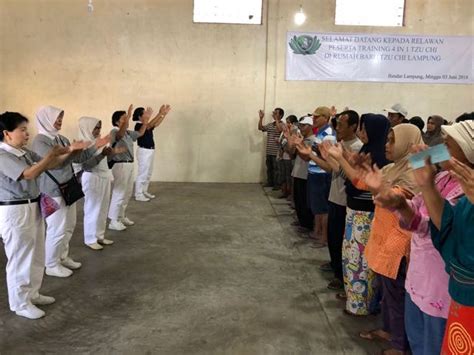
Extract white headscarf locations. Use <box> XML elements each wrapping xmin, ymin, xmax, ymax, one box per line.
<box><xmin>78</xmin><ymin>116</ymin><xmax>100</xmax><ymax>142</ymax></box>
<box><xmin>36</xmin><ymin>105</ymin><xmax>63</xmax><ymax>139</ymax></box>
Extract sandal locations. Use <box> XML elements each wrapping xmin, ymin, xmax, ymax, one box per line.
<box><xmin>359</xmin><ymin>329</ymin><xmax>391</xmax><ymax>342</ymax></box>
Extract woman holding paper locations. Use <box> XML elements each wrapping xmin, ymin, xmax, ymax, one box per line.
<box><xmin>374</xmin><ymin>122</ymin><xmax>473</xmax><ymax>355</ymax></box>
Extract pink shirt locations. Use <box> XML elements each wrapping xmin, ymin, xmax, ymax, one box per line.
<box><xmin>398</xmin><ymin>172</ymin><xmax>464</xmax><ymax>319</ymax></box>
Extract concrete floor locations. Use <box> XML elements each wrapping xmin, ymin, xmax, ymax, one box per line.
<box><xmin>0</xmin><ymin>183</ymin><xmax>386</xmax><ymax>354</ymax></box>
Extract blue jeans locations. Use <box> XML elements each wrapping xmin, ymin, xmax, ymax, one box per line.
<box><xmin>405</xmin><ymin>292</ymin><xmax>447</xmax><ymax>355</ymax></box>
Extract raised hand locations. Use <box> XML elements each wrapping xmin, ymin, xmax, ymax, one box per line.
<box><xmin>330</xmin><ymin>105</ymin><xmax>337</xmax><ymax>117</ymax></box>
<box><xmin>449</xmin><ymin>158</ymin><xmax>474</xmax><ymax>203</ymax></box>
<box><xmin>362</xmin><ymin>163</ymin><xmax>385</xmax><ymax>193</ymax></box>
<box><xmin>95</xmin><ymin>134</ymin><xmax>110</xmax><ymax>149</ymax></box>
<box><xmin>258</xmin><ymin>110</ymin><xmax>264</xmax><ymax>120</ymax></box>
<box><xmin>127</xmin><ymin>104</ymin><xmax>134</xmax><ymax>120</ymax></box>
<box><xmin>142</xmin><ymin>107</ymin><xmax>153</xmax><ymax>124</ymax></box>
<box><xmin>158</xmin><ymin>104</ymin><xmax>171</xmax><ymax>116</ymax></box>
<box><xmin>412</xmin><ymin>156</ymin><xmax>437</xmax><ymax>189</ymax></box>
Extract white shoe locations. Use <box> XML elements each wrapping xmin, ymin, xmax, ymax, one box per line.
<box><xmin>98</xmin><ymin>238</ymin><xmax>114</xmax><ymax>245</ymax></box>
<box><xmin>15</xmin><ymin>304</ymin><xmax>45</xmax><ymax>320</ymax></box>
<box><xmin>86</xmin><ymin>242</ymin><xmax>104</xmax><ymax>250</ymax></box>
<box><xmin>45</xmin><ymin>265</ymin><xmax>73</xmax><ymax>278</ymax></box>
<box><xmin>62</xmin><ymin>257</ymin><xmax>82</xmax><ymax>270</ymax></box>
<box><xmin>121</xmin><ymin>217</ymin><xmax>135</xmax><ymax>226</ymax></box>
<box><xmin>135</xmin><ymin>195</ymin><xmax>150</xmax><ymax>202</ymax></box>
<box><xmin>31</xmin><ymin>294</ymin><xmax>56</xmax><ymax>306</ymax></box>
<box><xmin>108</xmin><ymin>220</ymin><xmax>127</xmax><ymax>231</ymax></box>
<box><xmin>144</xmin><ymin>192</ymin><xmax>156</xmax><ymax>199</ymax></box>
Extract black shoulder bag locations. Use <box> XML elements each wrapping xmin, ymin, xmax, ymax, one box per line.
<box><xmin>44</xmin><ymin>136</ymin><xmax>85</xmax><ymax>206</ymax></box>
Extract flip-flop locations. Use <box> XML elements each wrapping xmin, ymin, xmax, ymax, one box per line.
<box><xmin>359</xmin><ymin>329</ymin><xmax>391</xmax><ymax>342</ymax></box>
<box><xmin>310</xmin><ymin>242</ymin><xmax>327</xmax><ymax>249</ymax></box>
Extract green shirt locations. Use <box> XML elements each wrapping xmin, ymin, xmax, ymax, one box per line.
<box><xmin>430</xmin><ymin>197</ymin><xmax>474</xmax><ymax>306</ymax></box>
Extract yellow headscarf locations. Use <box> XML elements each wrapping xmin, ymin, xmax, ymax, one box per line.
<box><xmin>382</xmin><ymin>124</ymin><xmax>422</xmax><ymax>194</ymax></box>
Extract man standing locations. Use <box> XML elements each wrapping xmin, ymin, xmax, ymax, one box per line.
<box><xmin>306</xmin><ymin>106</ymin><xmax>335</xmax><ymax>246</ymax></box>
<box><xmin>384</xmin><ymin>103</ymin><xmax>408</xmax><ymax>127</ymax></box>
<box><xmin>258</xmin><ymin>108</ymin><xmax>284</xmax><ymax>189</ymax></box>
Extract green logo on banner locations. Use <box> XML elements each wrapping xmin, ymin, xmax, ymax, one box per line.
<box><xmin>289</xmin><ymin>35</ymin><xmax>321</xmax><ymax>55</ymax></box>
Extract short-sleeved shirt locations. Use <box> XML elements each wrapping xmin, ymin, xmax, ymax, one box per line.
<box><xmin>32</xmin><ymin>134</ymin><xmax>96</xmax><ymax>197</ymax></box>
<box><xmin>135</xmin><ymin>123</ymin><xmax>155</xmax><ymax>149</ymax></box>
<box><xmin>328</xmin><ymin>138</ymin><xmax>363</xmax><ymax>206</ymax></box>
<box><xmin>0</xmin><ymin>142</ymin><xmax>42</xmax><ymax>200</ymax></box>
<box><xmin>291</xmin><ymin>135</ymin><xmax>316</xmax><ymax>180</ymax></box>
<box><xmin>308</xmin><ymin>125</ymin><xmax>336</xmax><ymax>174</ymax></box>
<box><xmin>109</xmin><ymin>128</ymin><xmax>140</xmax><ymax>162</ymax></box>
<box><xmin>262</xmin><ymin>122</ymin><xmax>279</xmax><ymax>156</ymax></box>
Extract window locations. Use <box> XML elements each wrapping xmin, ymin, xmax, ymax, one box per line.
<box><xmin>193</xmin><ymin>0</ymin><xmax>263</xmax><ymax>25</ymax></box>
<box><xmin>335</xmin><ymin>0</ymin><xmax>405</xmax><ymax>27</ymax></box>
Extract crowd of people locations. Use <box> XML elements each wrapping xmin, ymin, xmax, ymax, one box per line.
<box><xmin>258</xmin><ymin>105</ymin><xmax>473</xmax><ymax>355</ymax></box>
<box><xmin>0</xmin><ymin>104</ymin><xmax>171</xmax><ymax>319</ymax></box>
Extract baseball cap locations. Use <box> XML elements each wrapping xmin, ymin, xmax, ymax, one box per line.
<box><xmin>313</xmin><ymin>106</ymin><xmax>331</xmax><ymax>118</ymax></box>
<box><xmin>299</xmin><ymin>116</ymin><xmax>313</xmax><ymax>125</ymax></box>
<box><xmin>384</xmin><ymin>103</ymin><xmax>408</xmax><ymax>118</ymax></box>
<box><xmin>441</xmin><ymin>120</ymin><xmax>474</xmax><ymax>163</ymax></box>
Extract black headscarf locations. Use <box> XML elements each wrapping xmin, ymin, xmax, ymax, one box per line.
<box><xmin>359</xmin><ymin>113</ymin><xmax>391</xmax><ymax>168</ymax></box>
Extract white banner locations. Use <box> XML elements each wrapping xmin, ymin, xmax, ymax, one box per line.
<box><xmin>286</xmin><ymin>32</ymin><xmax>473</xmax><ymax>84</ymax></box>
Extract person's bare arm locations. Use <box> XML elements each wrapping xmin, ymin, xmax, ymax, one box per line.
<box><xmin>116</xmin><ymin>104</ymin><xmax>133</xmax><ymax>141</ymax></box>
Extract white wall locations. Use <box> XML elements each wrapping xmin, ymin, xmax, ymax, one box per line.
<box><xmin>0</xmin><ymin>0</ymin><xmax>472</xmax><ymax>182</ymax></box>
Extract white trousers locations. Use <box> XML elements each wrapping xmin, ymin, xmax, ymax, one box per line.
<box><xmin>108</xmin><ymin>162</ymin><xmax>134</xmax><ymax>221</ymax></box>
<box><xmin>45</xmin><ymin>197</ymin><xmax>77</xmax><ymax>268</ymax></box>
<box><xmin>135</xmin><ymin>147</ymin><xmax>155</xmax><ymax>197</ymax></box>
<box><xmin>82</xmin><ymin>172</ymin><xmax>112</xmax><ymax>245</ymax></box>
<box><xmin>0</xmin><ymin>202</ymin><xmax>45</xmax><ymax>311</ymax></box>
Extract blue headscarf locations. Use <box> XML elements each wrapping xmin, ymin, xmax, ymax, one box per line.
<box><xmin>359</xmin><ymin>113</ymin><xmax>391</xmax><ymax>168</ymax></box>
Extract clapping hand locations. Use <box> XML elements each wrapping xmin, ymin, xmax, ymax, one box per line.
<box><xmin>296</xmin><ymin>142</ymin><xmax>311</xmax><ymax>156</ymax></box>
<box><xmin>409</xmin><ymin>145</ymin><xmax>437</xmax><ymax>189</ymax></box>
<box><xmin>50</xmin><ymin>145</ymin><xmax>71</xmax><ymax>157</ymax></box>
<box><xmin>449</xmin><ymin>157</ymin><xmax>474</xmax><ymax>203</ymax></box>
<box><xmin>361</xmin><ymin>163</ymin><xmax>385</xmax><ymax>194</ymax></box>
<box><xmin>327</xmin><ymin>142</ymin><xmax>344</xmax><ymax>161</ymax></box>
<box><xmin>69</xmin><ymin>140</ymin><xmax>91</xmax><ymax>152</ymax></box>
<box><xmin>95</xmin><ymin>134</ymin><xmax>110</xmax><ymax>149</ymax></box>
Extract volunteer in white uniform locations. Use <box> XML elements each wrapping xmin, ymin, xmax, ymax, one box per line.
<box><xmin>0</xmin><ymin>111</ymin><xmax>77</xmax><ymax>319</ymax></box>
<box><xmin>133</xmin><ymin>104</ymin><xmax>171</xmax><ymax>201</ymax></box>
<box><xmin>32</xmin><ymin>106</ymin><xmax>99</xmax><ymax>278</ymax></box>
<box><xmin>78</xmin><ymin>117</ymin><xmax>122</xmax><ymax>250</ymax></box>
<box><xmin>107</xmin><ymin>105</ymin><xmax>150</xmax><ymax>231</ymax></box>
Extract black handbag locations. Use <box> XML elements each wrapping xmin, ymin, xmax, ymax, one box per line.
<box><xmin>45</xmin><ymin>136</ymin><xmax>84</xmax><ymax>206</ymax></box>
<box><xmin>44</xmin><ymin>170</ymin><xmax>84</xmax><ymax>206</ymax></box>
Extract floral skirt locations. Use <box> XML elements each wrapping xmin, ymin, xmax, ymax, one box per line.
<box><xmin>441</xmin><ymin>300</ymin><xmax>474</xmax><ymax>355</ymax></box>
<box><xmin>342</xmin><ymin>208</ymin><xmax>378</xmax><ymax>315</ymax></box>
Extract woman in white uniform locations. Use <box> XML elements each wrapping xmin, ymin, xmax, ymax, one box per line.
<box><xmin>107</xmin><ymin>105</ymin><xmax>150</xmax><ymax>231</ymax></box>
<box><xmin>32</xmin><ymin>106</ymin><xmax>101</xmax><ymax>278</ymax></box>
<box><xmin>0</xmin><ymin>111</ymin><xmax>80</xmax><ymax>319</ymax></box>
<box><xmin>78</xmin><ymin>117</ymin><xmax>123</xmax><ymax>250</ymax></box>
<box><xmin>133</xmin><ymin>104</ymin><xmax>171</xmax><ymax>201</ymax></box>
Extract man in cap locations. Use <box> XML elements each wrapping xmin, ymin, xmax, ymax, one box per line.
<box><xmin>384</xmin><ymin>103</ymin><xmax>408</xmax><ymax>127</ymax></box>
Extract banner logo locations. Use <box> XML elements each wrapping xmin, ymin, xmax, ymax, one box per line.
<box><xmin>289</xmin><ymin>35</ymin><xmax>321</xmax><ymax>55</ymax></box>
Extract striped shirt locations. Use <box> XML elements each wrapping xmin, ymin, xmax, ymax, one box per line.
<box><xmin>308</xmin><ymin>124</ymin><xmax>336</xmax><ymax>174</ymax></box>
<box><xmin>262</xmin><ymin>122</ymin><xmax>279</xmax><ymax>156</ymax></box>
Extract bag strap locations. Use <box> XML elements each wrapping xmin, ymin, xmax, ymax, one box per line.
<box><xmin>44</xmin><ymin>170</ymin><xmax>62</xmax><ymax>186</ymax></box>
